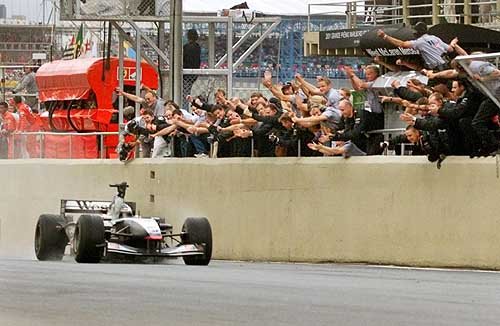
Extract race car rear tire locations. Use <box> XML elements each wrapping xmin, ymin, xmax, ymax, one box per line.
<box><xmin>34</xmin><ymin>214</ymin><xmax>68</xmax><ymax>261</ymax></box>
<box><xmin>73</xmin><ymin>214</ymin><xmax>105</xmax><ymax>263</ymax></box>
<box><xmin>181</xmin><ymin>217</ymin><xmax>212</xmax><ymax>266</ymax></box>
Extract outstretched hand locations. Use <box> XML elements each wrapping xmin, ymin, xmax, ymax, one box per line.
<box><xmin>400</xmin><ymin>112</ymin><xmax>416</xmax><ymax>125</ymax></box>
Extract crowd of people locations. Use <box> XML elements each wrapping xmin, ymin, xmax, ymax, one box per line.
<box><xmin>115</xmin><ymin>21</ymin><xmax>500</xmax><ymax>169</ymax></box>
<box><xmin>2</xmin><ymin>21</ymin><xmax>500</xmax><ymax>168</ymax></box>
<box><xmin>0</xmin><ymin>29</ymin><xmax>51</xmax><ymax>44</ymax></box>
<box><xmin>0</xmin><ymin>66</ymin><xmax>41</xmax><ymax>159</ymax></box>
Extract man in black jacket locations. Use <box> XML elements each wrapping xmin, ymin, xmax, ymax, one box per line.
<box><xmin>183</xmin><ymin>29</ymin><xmax>201</xmax><ymax>104</ymax></box>
<box><xmin>400</xmin><ymin>94</ymin><xmax>450</xmax><ymax>167</ymax></box>
<box><xmin>330</xmin><ymin>99</ymin><xmax>368</xmax><ymax>154</ymax></box>
<box><xmin>250</xmin><ymin>103</ymin><xmax>282</xmax><ymax>157</ymax></box>
<box><xmin>331</xmin><ymin>99</ymin><xmax>388</xmax><ymax>155</ymax></box>
<box><xmin>437</xmin><ymin>79</ymin><xmax>485</xmax><ymax>156</ymax></box>
<box><xmin>270</xmin><ymin>113</ymin><xmax>317</xmax><ymax>157</ymax></box>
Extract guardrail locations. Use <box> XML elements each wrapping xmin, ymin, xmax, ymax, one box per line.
<box><xmin>6</xmin><ymin>131</ymin><xmax>118</xmax><ymax>159</ymax></box>
<box><xmin>3</xmin><ymin>128</ymin><xmax>413</xmax><ymax>160</ymax></box>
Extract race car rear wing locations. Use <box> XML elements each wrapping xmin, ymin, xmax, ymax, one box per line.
<box><xmin>60</xmin><ymin>200</ymin><xmax>111</xmax><ymax>219</ymax></box>
<box><xmin>60</xmin><ymin>199</ymin><xmax>137</xmax><ymax>221</ymax></box>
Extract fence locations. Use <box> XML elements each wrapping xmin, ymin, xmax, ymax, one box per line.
<box><xmin>0</xmin><ymin>128</ymin><xmax>416</xmax><ymax>160</ymax></box>
<box><xmin>1</xmin><ymin>131</ymin><xmax>118</xmax><ymax>159</ymax></box>
<box><xmin>455</xmin><ymin>52</ymin><xmax>500</xmax><ymax>109</ymax></box>
<box><xmin>307</xmin><ymin>0</ymin><xmax>500</xmax><ymax>31</ymax></box>
<box><xmin>182</xmin><ymin>69</ymin><xmax>229</xmax><ymax>109</ymax></box>
<box><xmin>60</xmin><ymin>0</ymin><xmax>170</xmax><ymax>21</ymax></box>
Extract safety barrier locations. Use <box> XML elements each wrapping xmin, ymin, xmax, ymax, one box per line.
<box><xmin>1</xmin><ymin>157</ymin><xmax>500</xmax><ymax>269</ymax></box>
<box><xmin>1</xmin><ymin>127</ymin><xmax>416</xmax><ymax>160</ymax></box>
<box><xmin>2</xmin><ymin>131</ymin><xmax>118</xmax><ymax>159</ymax></box>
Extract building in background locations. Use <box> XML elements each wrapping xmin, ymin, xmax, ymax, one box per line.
<box><xmin>0</xmin><ymin>5</ymin><xmax>7</xmax><ymax>19</ymax></box>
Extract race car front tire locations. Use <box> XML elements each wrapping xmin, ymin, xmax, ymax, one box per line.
<box><xmin>34</xmin><ymin>214</ymin><xmax>68</xmax><ymax>261</ymax></box>
<box><xmin>73</xmin><ymin>214</ymin><xmax>105</xmax><ymax>263</ymax></box>
<box><xmin>181</xmin><ymin>217</ymin><xmax>212</xmax><ymax>266</ymax></box>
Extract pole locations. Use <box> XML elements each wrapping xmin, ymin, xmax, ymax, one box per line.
<box><xmin>432</xmin><ymin>0</ymin><xmax>439</xmax><ymax>25</ymax></box>
<box><xmin>464</xmin><ymin>0</ymin><xmax>471</xmax><ymax>24</ymax></box>
<box><xmin>118</xmin><ymin>33</ymin><xmax>125</xmax><ymax>153</ymax></box>
<box><xmin>170</xmin><ymin>0</ymin><xmax>183</xmax><ymax>106</ymax></box>
<box><xmin>42</xmin><ymin>0</ymin><xmax>46</xmax><ymax>25</ymax></box>
<box><xmin>208</xmin><ymin>23</ymin><xmax>215</xmax><ymax>69</ymax></box>
<box><xmin>158</xmin><ymin>22</ymin><xmax>165</xmax><ymax>98</ymax></box>
<box><xmin>135</xmin><ymin>25</ymin><xmax>142</xmax><ymax>117</ymax></box>
<box><xmin>227</xmin><ymin>14</ymin><xmax>233</xmax><ymax>99</ymax></box>
<box><xmin>402</xmin><ymin>0</ymin><xmax>410</xmax><ymax>26</ymax></box>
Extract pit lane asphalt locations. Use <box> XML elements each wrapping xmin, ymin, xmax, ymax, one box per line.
<box><xmin>1</xmin><ymin>257</ymin><xmax>499</xmax><ymax>326</ymax></box>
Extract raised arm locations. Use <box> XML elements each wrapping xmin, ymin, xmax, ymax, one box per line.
<box><xmin>262</xmin><ymin>79</ymin><xmax>293</xmax><ymax>102</ymax></box>
<box><xmin>377</xmin><ymin>29</ymin><xmax>413</xmax><ymax>49</ymax></box>
<box><xmin>116</xmin><ymin>88</ymin><xmax>145</xmax><ymax>104</ymax></box>
<box><xmin>374</xmin><ymin>56</ymin><xmax>400</xmax><ymax>72</ymax></box>
<box><xmin>344</xmin><ymin>66</ymin><xmax>368</xmax><ymax>91</ymax></box>
<box><xmin>295</xmin><ymin>73</ymin><xmax>322</xmax><ymax>96</ymax></box>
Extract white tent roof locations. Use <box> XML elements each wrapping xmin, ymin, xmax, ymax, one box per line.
<box><xmin>183</xmin><ymin>0</ymin><xmax>350</xmax><ymax>16</ymax></box>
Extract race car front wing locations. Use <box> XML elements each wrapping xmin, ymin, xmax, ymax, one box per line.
<box><xmin>106</xmin><ymin>242</ymin><xmax>205</xmax><ymax>257</ymax></box>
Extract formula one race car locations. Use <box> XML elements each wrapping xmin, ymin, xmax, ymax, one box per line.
<box><xmin>34</xmin><ymin>182</ymin><xmax>212</xmax><ymax>265</ymax></box>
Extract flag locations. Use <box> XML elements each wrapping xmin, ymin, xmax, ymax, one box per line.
<box><xmin>123</xmin><ymin>40</ymin><xmax>136</xmax><ymax>59</ymax></box>
<box><xmin>80</xmin><ymin>36</ymin><xmax>99</xmax><ymax>59</ymax></box>
<box><xmin>75</xmin><ymin>24</ymin><xmax>84</xmax><ymax>58</ymax></box>
<box><xmin>63</xmin><ymin>45</ymin><xmax>75</xmax><ymax>60</ymax></box>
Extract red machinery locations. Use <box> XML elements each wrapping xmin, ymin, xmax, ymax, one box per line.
<box><xmin>36</xmin><ymin>57</ymin><xmax>158</xmax><ymax>158</ymax></box>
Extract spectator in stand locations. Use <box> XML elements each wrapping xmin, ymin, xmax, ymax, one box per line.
<box><xmin>329</xmin><ymin>99</ymin><xmax>369</xmax><ymax>155</ymax></box>
<box><xmin>344</xmin><ymin>65</ymin><xmax>385</xmax><ymax>154</ymax></box>
<box><xmin>121</xmin><ymin>104</ymin><xmax>153</xmax><ymax>158</ymax></box>
<box><xmin>261</xmin><ymin>79</ymin><xmax>296</xmax><ymax>113</ymax></box>
<box><xmin>11</xmin><ymin>66</ymin><xmax>38</xmax><ymax>110</ymax></box>
<box><xmin>0</xmin><ymin>101</ymin><xmax>17</xmax><ymax>159</ymax></box>
<box><xmin>116</xmin><ymin>88</ymin><xmax>166</xmax><ymax>117</ymax></box>
<box><xmin>291</xmin><ymin>102</ymin><xmax>342</xmax><ymax>132</ymax></box>
<box><xmin>248</xmin><ymin>92</ymin><xmax>268</xmax><ymax>110</ymax></box>
<box><xmin>294</xmin><ymin>74</ymin><xmax>341</xmax><ymax>110</ymax></box>
<box><xmin>248</xmin><ymin>103</ymin><xmax>282</xmax><ymax>157</ymax></box>
<box><xmin>143</xmin><ymin>109</ymin><xmax>177</xmax><ymax>158</ymax></box>
<box><xmin>377</xmin><ymin>22</ymin><xmax>456</xmax><ymax>71</ymax></box>
<box><xmin>392</xmin><ymin>78</ymin><xmax>430</xmax><ymax>102</ymax></box>
<box><xmin>308</xmin><ymin>139</ymin><xmax>367</xmax><ymax>158</ymax></box>
<box><xmin>12</xmin><ymin>96</ymin><xmax>37</xmax><ymax>158</ymax></box>
<box><xmin>400</xmin><ymin>93</ymin><xmax>452</xmax><ymax>167</ymax></box>
<box><xmin>215</xmin><ymin>89</ymin><xmax>227</xmax><ymax>105</ymax></box>
<box><xmin>183</xmin><ymin>29</ymin><xmax>201</xmax><ymax>104</ymax></box>
<box><xmin>449</xmin><ymin>45</ymin><xmax>500</xmax><ymax>155</ymax></box>
<box><xmin>271</xmin><ymin>112</ymin><xmax>317</xmax><ymax>157</ymax></box>
<box><xmin>380</xmin><ymin>125</ymin><xmax>426</xmax><ymax>156</ymax></box>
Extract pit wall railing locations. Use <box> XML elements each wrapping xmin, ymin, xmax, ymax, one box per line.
<box><xmin>455</xmin><ymin>52</ymin><xmax>500</xmax><ymax>109</ymax></box>
<box><xmin>3</xmin><ymin>132</ymin><xmax>117</xmax><ymax>159</ymax></box>
<box><xmin>3</xmin><ymin>129</ymin><xmax>413</xmax><ymax>160</ymax></box>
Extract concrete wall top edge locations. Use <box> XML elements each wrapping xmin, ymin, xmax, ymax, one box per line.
<box><xmin>0</xmin><ymin>156</ymin><xmax>498</xmax><ymax>166</ymax></box>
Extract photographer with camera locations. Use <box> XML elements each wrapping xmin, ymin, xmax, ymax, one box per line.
<box><xmin>268</xmin><ymin>112</ymin><xmax>318</xmax><ymax>157</ymax></box>
<box><xmin>248</xmin><ymin>102</ymin><xmax>282</xmax><ymax>157</ymax></box>
<box><xmin>117</xmin><ymin>106</ymin><xmax>151</xmax><ymax>161</ymax></box>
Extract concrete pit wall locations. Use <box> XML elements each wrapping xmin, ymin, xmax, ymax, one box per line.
<box><xmin>0</xmin><ymin>157</ymin><xmax>499</xmax><ymax>269</ymax></box>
